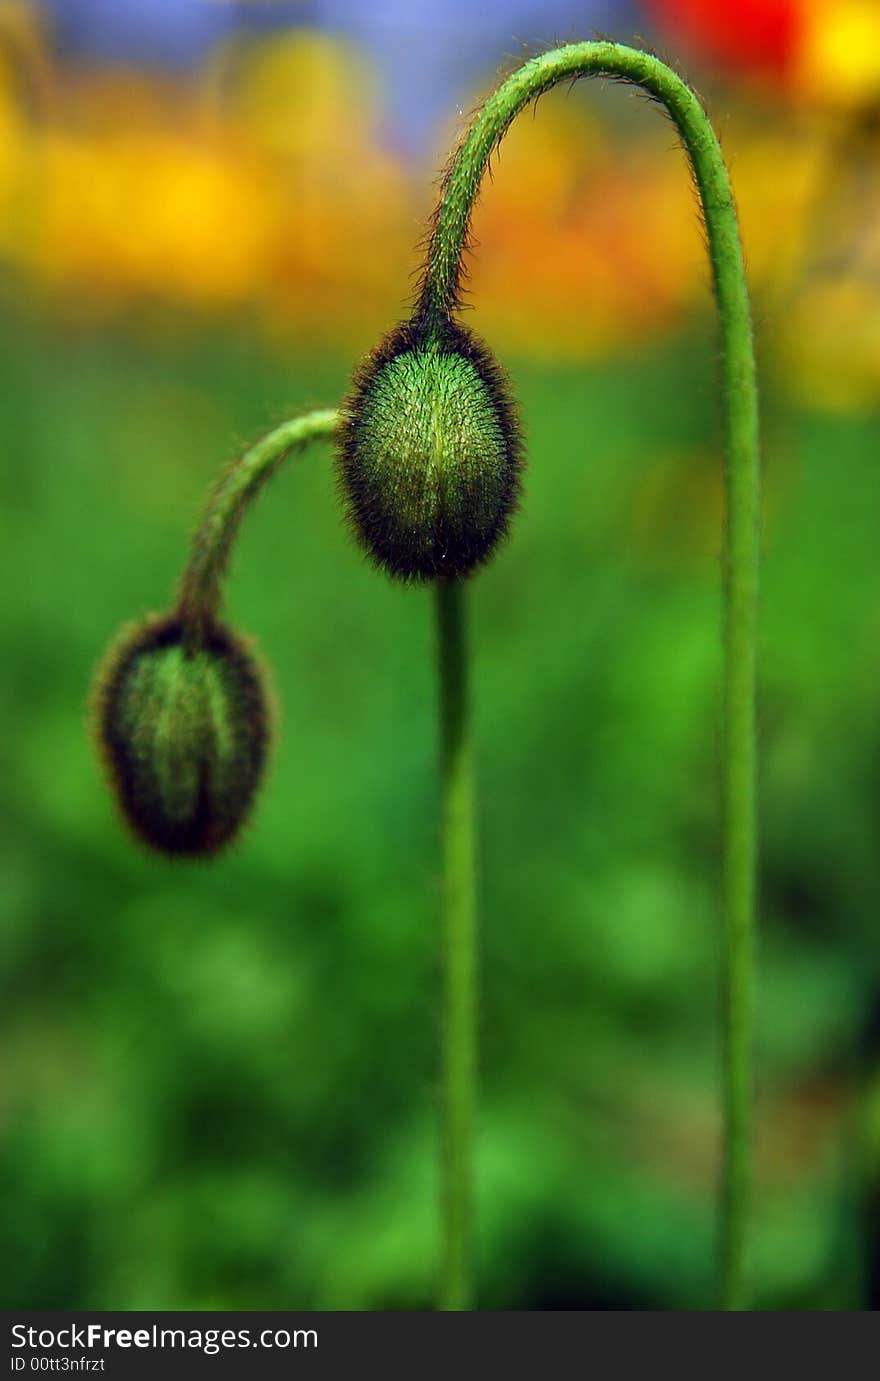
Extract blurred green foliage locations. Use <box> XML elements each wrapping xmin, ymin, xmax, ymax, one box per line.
<box><xmin>1</xmin><ymin>302</ymin><xmax>878</xmax><ymax>1310</ymax></box>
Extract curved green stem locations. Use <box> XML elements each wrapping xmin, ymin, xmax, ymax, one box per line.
<box><xmin>423</xmin><ymin>43</ymin><xmax>760</xmax><ymax>1309</ymax></box>
<box><xmin>176</xmin><ymin>408</ymin><xmax>339</xmax><ymax>644</ymax></box>
<box><xmin>435</xmin><ymin>579</ymin><xmax>478</xmax><ymax>1311</ymax></box>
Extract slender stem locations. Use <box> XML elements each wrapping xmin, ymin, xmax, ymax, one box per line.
<box><xmin>423</xmin><ymin>43</ymin><xmax>760</xmax><ymax>1309</ymax></box>
<box><xmin>176</xmin><ymin>408</ymin><xmax>339</xmax><ymax>643</ymax></box>
<box><xmin>435</xmin><ymin>579</ymin><xmax>478</xmax><ymax>1311</ymax></box>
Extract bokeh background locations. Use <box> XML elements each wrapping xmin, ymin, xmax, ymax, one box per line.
<box><xmin>2</xmin><ymin>0</ymin><xmax>880</xmax><ymax>1310</ymax></box>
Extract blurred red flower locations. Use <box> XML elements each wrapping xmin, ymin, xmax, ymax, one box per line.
<box><xmin>645</xmin><ymin>0</ymin><xmax>804</xmax><ymax>79</ymax></box>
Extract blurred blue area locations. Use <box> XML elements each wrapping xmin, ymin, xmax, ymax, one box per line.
<box><xmin>315</xmin><ymin>0</ymin><xmax>641</xmax><ymax>151</ymax></box>
<box><xmin>37</xmin><ymin>0</ymin><xmax>236</xmax><ymax>68</ymax></box>
<box><xmin>36</xmin><ymin>0</ymin><xmax>642</xmax><ymax>150</ymax></box>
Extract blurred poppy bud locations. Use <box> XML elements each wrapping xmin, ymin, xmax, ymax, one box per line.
<box><xmin>337</xmin><ymin>316</ymin><xmax>522</xmax><ymax>581</ymax></box>
<box><xmin>93</xmin><ymin>614</ymin><xmax>269</xmax><ymax>857</ymax></box>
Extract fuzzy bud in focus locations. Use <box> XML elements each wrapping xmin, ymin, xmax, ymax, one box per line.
<box><xmin>93</xmin><ymin>614</ymin><xmax>269</xmax><ymax>857</ymax></box>
<box><xmin>337</xmin><ymin>316</ymin><xmax>522</xmax><ymax>581</ymax></box>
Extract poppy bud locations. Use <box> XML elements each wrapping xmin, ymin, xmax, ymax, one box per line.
<box><xmin>337</xmin><ymin>316</ymin><xmax>522</xmax><ymax>581</ymax></box>
<box><xmin>93</xmin><ymin>614</ymin><xmax>269</xmax><ymax>857</ymax></box>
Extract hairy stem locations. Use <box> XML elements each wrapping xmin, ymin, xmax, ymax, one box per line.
<box><xmin>423</xmin><ymin>43</ymin><xmax>760</xmax><ymax>1309</ymax></box>
<box><xmin>435</xmin><ymin>579</ymin><xmax>478</xmax><ymax>1311</ymax></box>
<box><xmin>176</xmin><ymin>409</ymin><xmax>339</xmax><ymax>643</ymax></box>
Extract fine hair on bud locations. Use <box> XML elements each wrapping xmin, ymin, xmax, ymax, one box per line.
<box><xmin>337</xmin><ymin>314</ymin><xmax>523</xmax><ymax>581</ymax></box>
<box><xmin>93</xmin><ymin>613</ymin><xmax>270</xmax><ymax>858</ymax></box>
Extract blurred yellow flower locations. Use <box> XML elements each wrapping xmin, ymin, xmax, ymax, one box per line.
<box><xmin>797</xmin><ymin>0</ymin><xmax>880</xmax><ymax>108</ymax></box>
<box><xmin>31</xmin><ymin>130</ymin><xmax>281</xmax><ymax>309</ymax></box>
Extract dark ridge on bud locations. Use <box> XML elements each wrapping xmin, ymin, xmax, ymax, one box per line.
<box><xmin>93</xmin><ymin>614</ymin><xmax>269</xmax><ymax>858</ymax></box>
<box><xmin>337</xmin><ymin>314</ymin><xmax>523</xmax><ymax>581</ymax></box>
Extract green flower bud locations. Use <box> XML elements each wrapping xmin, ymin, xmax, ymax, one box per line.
<box><xmin>337</xmin><ymin>316</ymin><xmax>522</xmax><ymax>581</ymax></box>
<box><xmin>93</xmin><ymin>614</ymin><xmax>269</xmax><ymax>857</ymax></box>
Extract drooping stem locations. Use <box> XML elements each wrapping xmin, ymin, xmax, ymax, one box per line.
<box><xmin>435</xmin><ymin>579</ymin><xmax>478</xmax><ymax>1311</ymax></box>
<box><xmin>423</xmin><ymin>43</ymin><xmax>760</xmax><ymax>1309</ymax></box>
<box><xmin>176</xmin><ymin>408</ymin><xmax>339</xmax><ymax>644</ymax></box>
